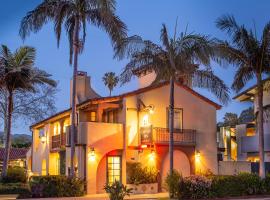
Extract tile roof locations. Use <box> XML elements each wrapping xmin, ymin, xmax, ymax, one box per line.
<box><xmin>0</xmin><ymin>148</ymin><xmax>29</xmax><ymax>160</ymax></box>
<box><xmin>31</xmin><ymin>81</ymin><xmax>221</xmax><ymax>128</ymax></box>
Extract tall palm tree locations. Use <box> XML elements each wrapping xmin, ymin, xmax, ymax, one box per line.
<box><xmin>20</xmin><ymin>0</ymin><xmax>127</xmax><ymax>177</ymax></box>
<box><xmin>102</xmin><ymin>72</ymin><xmax>119</xmax><ymax>96</ymax></box>
<box><xmin>216</xmin><ymin>15</ymin><xmax>270</xmax><ymax>178</ymax></box>
<box><xmin>116</xmin><ymin>24</ymin><xmax>229</xmax><ymax>176</ymax></box>
<box><xmin>0</xmin><ymin>45</ymin><xmax>56</xmax><ymax>177</ymax></box>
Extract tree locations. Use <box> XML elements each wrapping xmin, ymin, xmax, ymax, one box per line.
<box><xmin>20</xmin><ymin>0</ymin><xmax>127</xmax><ymax>177</ymax></box>
<box><xmin>0</xmin><ymin>85</ymin><xmax>57</xmax><ymax>147</ymax></box>
<box><xmin>223</xmin><ymin>112</ymin><xmax>239</xmax><ymax>126</ymax></box>
<box><xmin>102</xmin><ymin>72</ymin><xmax>119</xmax><ymax>96</ymax></box>
<box><xmin>116</xmin><ymin>24</ymin><xmax>229</xmax><ymax>176</ymax></box>
<box><xmin>216</xmin><ymin>15</ymin><xmax>270</xmax><ymax>178</ymax></box>
<box><xmin>239</xmin><ymin>107</ymin><xmax>254</xmax><ymax>124</ymax></box>
<box><xmin>0</xmin><ymin>45</ymin><xmax>56</xmax><ymax>177</ymax></box>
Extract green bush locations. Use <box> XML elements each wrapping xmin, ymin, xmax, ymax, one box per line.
<box><xmin>104</xmin><ymin>181</ymin><xmax>132</xmax><ymax>200</ymax></box>
<box><xmin>210</xmin><ymin>173</ymin><xmax>263</xmax><ymax>197</ymax></box>
<box><xmin>0</xmin><ymin>183</ymin><xmax>31</xmax><ymax>199</ymax></box>
<box><xmin>164</xmin><ymin>173</ymin><xmax>265</xmax><ymax>199</ymax></box>
<box><xmin>164</xmin><ymin>170</ymin><xmax>182</xmax><ymax>199</ymax></box>
<box><xmin>29</xmin><ymin>175</ymin><xmax>85</xmax><ymax>198</ymax></box>
<box><xmin>180</xmin><ymin>175</ymin><xmax>212</xmax><ymax>199</ymax></box>
<box><xmin>1</xmin><ymin>166</ymin><xmax>27</xmax><ymax>183</ymax></box>
<box><xmin>126</xmin><ymin>162</ymin><xmax>158</xmax><ymax>184</ymax></box>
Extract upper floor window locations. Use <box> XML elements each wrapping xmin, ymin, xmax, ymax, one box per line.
<box><xmin>53</xmin><ymin>122</ymin><xmax>61</xmax><ymax>135</ymax></box>
<box><xmin>167</xmin><ymin>108</ymin><xmax>183</xmax><ymax>130</ymax></box>
<box><xmin>63</xmin><ymin>119</ymin><xmax>70</xmax><ymax>133</ymax></box>
<box><xmin>102</xmin><ymin>109</ymin><xmax>118</xmax><ymax>123</ymax></box>
<box><xmin>90</xmin><ymin>111</ymin><xmax>97</xmax><ymax>122</ymax></box>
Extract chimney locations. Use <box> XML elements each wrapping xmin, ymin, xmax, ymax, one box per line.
<box><xmin>70</xmin><ymin>71</ymin><xmax>100</xmax><ymax>106</ymax></box>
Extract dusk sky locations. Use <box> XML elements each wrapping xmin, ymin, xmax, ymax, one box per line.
<box><xmin>1</xmin><ymin>0</ymin><xmax>269</xmax><ymax>135</ymax></box>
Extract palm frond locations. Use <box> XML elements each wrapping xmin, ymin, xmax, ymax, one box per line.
<box><xmin>193</xmin><ymin>70</ymin><xmax>230</xmax><ymax>105</ymax></box>
<box><xmin>232</xmin><ymin>65</ymin><xmax>254</xmax><ymax>92</ymax></box>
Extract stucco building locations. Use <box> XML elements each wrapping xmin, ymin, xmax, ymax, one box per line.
<box><xmin>30</xmin><ymin>70</ymin><xmax>220</xmax><ymax>194</ymax></box>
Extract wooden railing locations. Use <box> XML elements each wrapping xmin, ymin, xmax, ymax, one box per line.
<box><xmin>52</xmin><ymin>134</ymin><xmax>61</xmax><ymax>149</ymax></box>
<box><xmin>141</xmin><ymin>127</ymin><xmax>196</xmax><ymax>145</ymax></box>
<box><xmin>51</xmin><ymin>133</ymin><xmax>67</xmax><ymax>150</ymax></box>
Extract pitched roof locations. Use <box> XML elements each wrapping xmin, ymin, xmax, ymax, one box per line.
<box><xmin>31</xmin><ymin>81</ymin><xmax>221</xmax><ymax>128</ymax></box>
<box><xmin>0</xmin><ymin>148</ymin><xmax>29</xmax><ymax>161</ymax></box>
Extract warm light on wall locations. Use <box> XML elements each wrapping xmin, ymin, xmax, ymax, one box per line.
<box><xmin>142</xmin><ymin>114</ymin><xmax>149</xmax><ymax>126</ymax></box>
<box><xmin>88</xmin><ymin>148</ymin><xmax>96</xmax><ymax>162</ymax></box>
<box><xmin>149</xmin><ymin>150</ymin><xmax>155</xmax><ymax>161</ymax></box>
<box><xmin>40</xmin><ymin>136</ymin><xmax>47</xmax><ymax>144</ymax></box>
<box><xmin>195</xmin><ymin>150</ymin><xmax>201</xmax><ymax>162</ymax></box>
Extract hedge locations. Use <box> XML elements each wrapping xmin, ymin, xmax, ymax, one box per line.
<box><xmin>0</xmin><ymin>183</ymin><xmax>31</xmax><ymax>199</ymax></box>
<box><xmin>1</xmin><ymin>166</ymin><xmax>27</xmax><ymax>183</ymax></box>
<box><xmin>30</xmin><ymin>175</ymin><xmax>85</xmax><ymax>198</ymax></box>
<box><xmin>165</xmin><ymin>172</ymin><xmax>270</xmax><ymax>199</ymax></box>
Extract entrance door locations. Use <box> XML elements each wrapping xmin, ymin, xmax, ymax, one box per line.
<box><xmin>107</xmin><ymin>156</ymin><xmax>121</xmax><ymax>184</ymax></box>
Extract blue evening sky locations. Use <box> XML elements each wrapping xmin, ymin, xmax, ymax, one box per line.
<box><xmin>1</xmin><ymin>0</ymin><xmax>268</xmax><ymax>135</ymax></box>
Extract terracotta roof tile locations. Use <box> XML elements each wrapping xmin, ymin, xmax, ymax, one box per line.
<box><xmin>0</xmin><ymin>148</ymin><xmax>29</xmax><ymax>160</ymax></box>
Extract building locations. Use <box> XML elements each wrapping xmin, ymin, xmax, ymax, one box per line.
<box><xmin>0</xmin><ymin>147</ymin><xmax>31</xmax><ymax>170</ymax></box>
<box><xmin>30</xmin><ymin>70</ymin><xmax>221</xmax><ymax>194</ymax></box>
<box><xmin>233</xmin><ymin>78</ymin><xmax>270</xmax><ymax>163</ymax></box>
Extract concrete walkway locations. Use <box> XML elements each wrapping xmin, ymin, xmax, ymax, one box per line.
<box><xmin>17</xmin><ymin>193</ymin><xmax>169</xmax><ymax>200</ymax></box>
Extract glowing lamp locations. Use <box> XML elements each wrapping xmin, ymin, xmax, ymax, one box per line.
<box><xmin>149</xmin><ymin>150</ymin><xmax>155</xmax><ymax>161</ymax></box>
<box><xmin>88</xmin><ymin>147</ymin><xmax>96</xmax><ymax>161</ymax></box>
<box><xmin>195</xmin><ymin>150</ymin><xmax>200</xmax><ymax>162</ymax></box>
<box><xmin>40</xmin><ymin>136</ymin><xmax>46</xmax><ymax>144</ymax></box>
<box><xmin>140</xmin><ymin>144</ymin><xmax>147</xmax><ymax>149</ymax></box>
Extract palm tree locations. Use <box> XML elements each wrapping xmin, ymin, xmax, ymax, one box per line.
<box><xmin>116</xmin><ymin>24</ymin><xmax>229</xmax><ymax>176</ymax></box>
<box><xmin>20</xmin><ymin>0</ymin><xmax>127</xmax><ymax>177</ymax></box>
<box><xmin>102</xmin><ymin>72</ymin><xmax>119</xmax><ymax>96</ymax></box>
<box><xmin>216</xmin><ymin>15</ymin><xmax>270</xmax><ymax>178</ymax></box>
<box><xmin>0</xmin><ymin>45</ymin><xmax>56</xmax><ymax>177</ymax></box>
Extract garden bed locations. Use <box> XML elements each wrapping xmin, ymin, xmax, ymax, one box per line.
<box><xmin>127</xmin><ymin>183</ymin><xmax>158</xmax><ymax>194</ymax></box>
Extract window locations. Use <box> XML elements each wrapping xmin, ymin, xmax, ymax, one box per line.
<box><xmin>167</xmin><ymin>108</ymin><xmax>183</xmax><ymax>130</ymax></box>
<box><xmin>107</xmin><ymin>156</ymin><xmax>121</xmax><ymax>184</ymax></box>
<box><xmin>90</xmin><ymin>111</ymin><xmax>97</xmax><ymax>122</ymax></box>
<box><xmin>53</xmin><ymin>122</ymin><xmax>61</xmax><ymax>135</ymax></box>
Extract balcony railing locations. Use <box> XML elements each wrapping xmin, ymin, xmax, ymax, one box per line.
<box><xmin>51</xmin><ymin>133</ymin><xmax>66</xmax><ymax>150</ymax></box>
<box><xmin>51</xmin><ymin>134</ymin><xmax>61</xmax><ymax>149</ymax></box>
<box><xmin>141</xmin><ymin>127</ymin><xmax>196</xmax><ymax>145</ymax></box>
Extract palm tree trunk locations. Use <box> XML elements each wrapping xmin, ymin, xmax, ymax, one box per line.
<box><xmin>169</xmin><ymin>76</ymin><xmax>174</xmax><ymax>176</ymax></box>
<box><xmin>109</xmin><ymin>89</ymin><xmax>112</xmax><ymax>96</ymax></box>
<box><xmin>70</xmin><ymin>17</ymin><xmax>80</xmax><ymax>178</ymax></box>
<box><xmin>2</xmin><ymin>90</ymin><xmax>13</xmax><ymax>177</ymax></box>
<box><xmin>257</xmin><ymin>75</ymin><xmax>265</xmax><ymax>178</ymax></box>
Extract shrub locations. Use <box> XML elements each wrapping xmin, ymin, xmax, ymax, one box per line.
<box><xmin>164</xmin><ymin>169</ymin><xmax>182</xmax><ymax>199</ymax></box>
<box><xmin>180</xmin><ymin>175</ymin><xmax>212</xmax><ymax>199</ymax></box>
<box><xmin>29</xmin><ymin>175</ymin><xmax>85</xmax><ymax>198</ymax></box>
<box><xmin>0</xmin><ymin>183</ymin><xmax>31</xmax><ymax>199</ymax></box>
<box><xmin>1</xmin><ymin>166</ymin><xmax>27</xmax><ymax>183</ymax></box>
<box><xmin>210</xmin><ymin>173</ymin><xmax>263</xmax><ymax>197</ymax></box>
<box><xmin>104</xmin><ymin>181</ymin><xmax>132</xmax><ymax>200</ymax></box>
<box><xmin>126</xmin><ymin>162</ymin><xmax>158</xmax><ymax>184</ymax></box>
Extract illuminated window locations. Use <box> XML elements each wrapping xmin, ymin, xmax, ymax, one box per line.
<box><xmin>63</xmin><ymin>119</ymin><xmax>70</xmax><ymax>133</ymax></box>
<box><xmin>53</xmin><ymin>122</ymin><xmax>61</xmax><ymax>135</ymax></box>
<box><xmin>167</xmin><ymin>108</ymin><xmax>183</xmax><ymax>130</ymax></box>
<box><xmin>107</xmin><ymin>156</ymin><xmax>121</xmax><ymax>184</ymax></box>
<box><xmin>90</xmin><ymin>111</ymin><xmax>97</xmax><ymax>122</ymax></box>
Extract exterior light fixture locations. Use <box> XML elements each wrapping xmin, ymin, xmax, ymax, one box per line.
<box><xmin>250</xmin><ymin>96</ymin><xmax>254</xmax><ymax>100</ymax></box>
<box><xmin>140</xmin><ymin>144</ymin><xmax>148</xmax><ymax>149</ymax></box>
<box><xmin>149</xmin><ymin>150</ymin><xmax>155</xmax><ymax>161</ymax></box>
<box><xmin>40</xmin><ymin>136</ymin><xmax>46</xmax><ymax>144</ymax></box>
<box><xmin>195</xmin><ymin>150</ymin><xmax>201</xmax><ymax>162</ymax></box>
<box><xmin>88</xmin><ymin>147</ymin><xmax>96</xmax><ymax>161</ymax></box>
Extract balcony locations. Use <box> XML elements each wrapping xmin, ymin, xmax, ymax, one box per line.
<box><xmin>141</xmin><ymin>127</ymin><xmax>196</xmax><ymax>146</ymax></box>
<box><xmin>51</xmin><ymin>133</ymin><xmax>67</xmax><ymax>150</ymax></box>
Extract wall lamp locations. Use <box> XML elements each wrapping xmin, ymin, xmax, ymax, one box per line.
<box><xmin>88</xmin><ymin>147</ymin><xmax>96</xmax><ymax>161</ymax></box>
